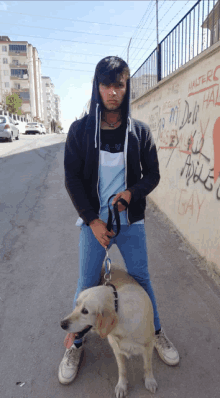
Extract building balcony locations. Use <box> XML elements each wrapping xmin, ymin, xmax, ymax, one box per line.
<box><xmin>10</xmin><ymin>75</ymin><xmax>29</xmax><ymax>80</ymax></box>
<box><xmin>10</xmin><ymin>63</ymin><xmax>28</xmax><ymax>68</ymax></box>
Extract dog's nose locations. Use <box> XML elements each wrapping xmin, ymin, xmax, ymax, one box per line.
<box><xmin>60</xmin><ymin>319</ymin><xmax>69</xmax><ymax>330</ymax></box>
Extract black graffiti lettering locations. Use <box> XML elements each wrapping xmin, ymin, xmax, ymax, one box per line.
<box><xmin>180</xmin><ymin>154</ymin><xmax>216</xmax><ymax>194</ymax></box>
<box><xmin>180</xmin><ymin>154</ymin><xmax>191</xmax><ymax>177</ymax></box>
<box><xmin>180</xmin><ymin>154</ymin><xmax>194</xmax><ymax>186</ymax></box>
<box><xmin>191</xmin><ymin>130</ymin><xmax>204</xmax><ymax>155</ymax></box>
<box><xmin>203</xmin><ymin>168</ymin><xmax>214</xmax><ymax>191</ymax></box>
<box><xmin>179</xmin><ymin>101</ymin><xmax>189</xmax><ymax>130</ymax></box>
<box><xmin>193</xmin><ymin>161</ymin><xmax>203</xmax><ymax>183</ymax></box>
<box><xmin>217</xmin><ymin>184</ymin><xmax>220</xmax><ymax>200</ymax></box>
<box><xmin>192</xmin><ymin>102</ymin><xmax>199</xmax><ymax>124</ymax></box>
<box><xmin>179</xmin><ymin>101</ymin><xmax>199</xmax><ymax>130</ymax></box>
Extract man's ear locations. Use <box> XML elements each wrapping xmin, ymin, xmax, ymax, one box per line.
<box><xmin>95</xmin><ymin>309</ymin><xmax>118</xmax><ymax>339</ymax></box>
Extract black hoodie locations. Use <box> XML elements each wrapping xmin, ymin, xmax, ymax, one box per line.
<box><xmin>64</xmin><ymin>60</ymin><xmax>160</xmax><ymax>226</ymax></box>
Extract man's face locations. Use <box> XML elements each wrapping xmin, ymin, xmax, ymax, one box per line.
<box><xmin>99</xmin><ymin>74</ymin><xmax>127</xmax><ymax>111</ymax></box>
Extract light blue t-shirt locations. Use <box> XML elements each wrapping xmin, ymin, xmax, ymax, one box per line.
<box><xmin>76</xmin><ymin>125</ymin><xmax>144</xmax><ymax>227</ymax></box>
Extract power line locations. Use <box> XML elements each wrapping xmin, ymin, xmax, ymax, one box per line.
<box><xmin>39</xmin><ymin>49</ymin><xmax>105</xmax><ymax>58</ymax></box>
<box><xmin>129</xmin><ymin>0</ymin><xmax>190</xmax><ymax>72</ymax></box>
<box><xmin>41</xmin><ymin>66</ymin><xmax>94</xmax><ymax>73</ymax></box>
<box><xmin>41</xmin><ymin>58</ymin><xmax>97</xmax><ymax>65</ymax></box>
<box><xmin>0</xmin><ymin>21</ymin><xmax>149</xmax><ymax>41</ymax></box>
<box><xmin>0</xmin><ymin>9</ymin><xmax>159</xmax><ymax>30</ymax></box>
<box><xmin>120</xmin><ymin>0</ymin><xmax>154</xmax><ymax>60</ymax></box>
<box><xmin>38</xmin><ymin>48</ymin><xmax>148</xmax><ymax>63</ymax></box>
<box><xmin>1</xmin><ymin>31</ymin><xmax>144</xmax><ymax>49</ymax></box>
<box><xmin>128</xmin><ymin>3</ymin><xmax>159</xmax><ymax>68</ymax></box>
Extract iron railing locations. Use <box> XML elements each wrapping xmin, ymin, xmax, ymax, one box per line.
<box><xmin>131</xmin><ymin>0</ymin><xmax>220</xmax><ymax>100</ymax></box>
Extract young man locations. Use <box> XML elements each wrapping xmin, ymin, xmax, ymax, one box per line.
<box><xmin>59</xmin><ymin>56</ymin><xmax>179</xmax><ymax>384</ymax></box>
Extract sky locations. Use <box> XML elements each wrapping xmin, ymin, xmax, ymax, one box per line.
<box><xmin>0</xmin><ymin>0</ymin><xmax>198</xmax><ymax>132</ymax></box>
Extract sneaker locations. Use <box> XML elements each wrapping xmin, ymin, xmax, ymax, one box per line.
<box><xmin>58</xmin><ymin>344</ymin><xmax>83</xmax><ymax>384</ymax></box>
<box><xmin>154</xmin><ymin>328</ymin><xmax>179</xmax><ymax>366</ymax></box>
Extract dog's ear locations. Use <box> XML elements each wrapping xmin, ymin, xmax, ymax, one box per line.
<box><xmin>95</xmin><ymin>309</ymin><xmax>118</xmax><ymax>339</ymax></box>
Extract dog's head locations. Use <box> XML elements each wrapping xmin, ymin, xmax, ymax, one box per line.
<box><xmin>60</xmin><ymin>286</ymin><xmax>118</xmax><ymax>339</ymax></box>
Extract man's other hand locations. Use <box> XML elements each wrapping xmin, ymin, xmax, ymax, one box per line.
<box><xmin>112</xmin><ymin>190</ymin><xmax>132</xmax><ymax>212</ymax></box>
<box><xmin>89</xmin><ymin>219</ymin><xmax>115</xmax><ymax>248</ymax></box>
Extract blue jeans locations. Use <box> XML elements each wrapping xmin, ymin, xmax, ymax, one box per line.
<box><xmin>73</xmin><ymin>223</ymin><xmax>161</xmax><ymax>344</ymax></box>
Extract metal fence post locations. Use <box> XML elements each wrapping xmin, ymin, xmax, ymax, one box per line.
<box><xmin>157</xmin><ymin>42</ymin><xmax>161</xmax><ymax>82</ymax></box>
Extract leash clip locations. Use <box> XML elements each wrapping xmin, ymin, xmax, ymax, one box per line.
<box><xmin>104</xmin><ymin>248</ymin><xmax>112</xmax><ymax>285</ymax></box>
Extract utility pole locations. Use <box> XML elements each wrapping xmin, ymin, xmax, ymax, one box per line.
<box><xmin>127</xmin><ymin>38</ymin><xmax>132</xmax><ymax>64</ymax></box>
<box><xmin>156</xmin><ymin>0</ymin><xmax>159</xmax><ymax>48</ymax></box>
<box><xmin>156</xmin><ymin>0</ymin><xmax>161</xmax><ymax>82</ymax></box>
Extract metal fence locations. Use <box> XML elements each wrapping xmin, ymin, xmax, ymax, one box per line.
<box><xmin>131</xmin><ymin>0</ymin><xmax>220</xmax><ymax>100</ymax></box>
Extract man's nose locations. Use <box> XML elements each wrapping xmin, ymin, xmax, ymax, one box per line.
<box><xmin>109</xmin><ymin>87</ymin><xmax>116</xmax><ymax>95</ymax></box>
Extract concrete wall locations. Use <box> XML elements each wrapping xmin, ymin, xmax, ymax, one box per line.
<box><xmin>131</xmin><ymin>41</ymin><xmax>220</xmax><ymax>272</ymax></box>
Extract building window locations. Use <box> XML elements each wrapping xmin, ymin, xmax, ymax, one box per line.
<box><xmin>14</xmin><ymin>83</ymin><xmax>21</xmax><ymax>89</ymax></box>
<box><xmin>4</xmin><ymin>70</ymin><xmax>9</xmax><ymax>76</ymax></box>
<box><xmin>11</xmin><ymin>69</ymin><xmax>28</xmax><ymax>78</ymax></box>
<box><xmin>5</xmin><ymin>82</ymin><xmax>9</xmax><ymax>88</ymax></box>
<box><xmin>2</xmin><ymin>45</ymin><xmax>7</xmax><ymax>52</ymax></box>
<box><xmin>12</xmin><ymin>59</ymin><xmax>19</xmax><ymax>65</ymax></box>
<box><xmin>46</xmin><ymin>83</ymin><xmax>50</xmax><ymax>87</ymax></box>
<box><xmin>9</xmin><ymin>44</ymin><xmax>27</xmax><ymax>52</ymax></box>
<box><xmin>3</xmin><ymin>58</ymin><xmax>8</xmax><ymax>64</ymax></box>
<box><xmin>19</xmin><ymin>92</ymin><xmax>30</xmax><ymax>100</ymax></box>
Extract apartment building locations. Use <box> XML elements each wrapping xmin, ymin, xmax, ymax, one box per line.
<box><xmin>41</xmin><ymin>76</ymin><xmax>57</xmax><ymax>133</ymax></box>
<box><xmin>0</xmin><ymin>36</ymin><xmax>44</xmax><ymax>121</ymax></box>
<box><xmin>54</xmin><ymin>94</ymin><xmax>61</xmax><ymax>123</ymax></box>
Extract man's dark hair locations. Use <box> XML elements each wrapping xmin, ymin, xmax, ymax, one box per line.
<box><xmin>95</xmin><ymin>56</ymin><xmax>130</xmax><ymax>86</ymax></box>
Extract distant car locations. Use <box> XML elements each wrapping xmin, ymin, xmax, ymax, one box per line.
<box><xmin>25</xmin><ymin>122</ymin><xmax>43</xmax><ymax>135</ymax></box>
<box><xmin>0</xmin><ymin>116</ymin><xmax>20</xmax><ymax>142</ymax></box>
<box><xmin>40</xmin><ymin>124</ymin><xmax>46</xmax><ymax>134</ymax></box>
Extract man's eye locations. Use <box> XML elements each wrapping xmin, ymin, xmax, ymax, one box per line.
<box><xmin>81</xmin><ymin>308</ymin><xmax>89</xmax><ymax>314</ymax></box>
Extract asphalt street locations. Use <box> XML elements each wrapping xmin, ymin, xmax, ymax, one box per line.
<box><xmin>1</xmin><ymin>133</ymin><xmax>220</xmax><ymax>398</ymax></box>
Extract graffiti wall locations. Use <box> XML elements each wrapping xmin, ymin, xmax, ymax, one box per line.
<box><xmin>131</xmin><ymin>46</ymin><xmax>220</xmax><ymax>271</ymax></box>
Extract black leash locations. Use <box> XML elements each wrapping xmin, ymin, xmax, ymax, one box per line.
<box><xmin>106</xmin><ymin>193</ymin><xmax>129</xmax><ymax>238</ymax></box>
<box><xmin>103</xmin><ymin>194</ymin><xmax>129</xmax><ymax>312</ymax></box>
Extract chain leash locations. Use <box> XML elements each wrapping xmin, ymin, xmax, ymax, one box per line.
<box><xmin>103</xmin><ymin>248</ymin><xmax>112</xmax><ymax>285</ymax></box>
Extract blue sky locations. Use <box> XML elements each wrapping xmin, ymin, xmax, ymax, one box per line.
<box><xmin>0</xmin><ymin>0</ymin><xmax>197</xmax><ymax>132</ymax></box>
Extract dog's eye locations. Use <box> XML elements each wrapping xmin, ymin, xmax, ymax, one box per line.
<box><xmin>81</xmin><ymin>308</ymin><xmax>89</xmax><ymax>315</ymax></box>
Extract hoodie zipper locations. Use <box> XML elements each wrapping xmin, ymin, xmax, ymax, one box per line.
<box><xmin>124</xmin><ymin>118</ymin><xmax>130</xmax><ymax>225</ymax></box>
<box><xmin>96</xmin><ymin>108</ymin><xmax>101</xmax><ymax>216</ymax></box>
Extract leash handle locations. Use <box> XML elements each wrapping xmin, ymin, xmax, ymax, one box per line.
<box><xmin>106</xmin><ymin>194</ymin><xmax>128</xmax><ymax>238</ymax></box>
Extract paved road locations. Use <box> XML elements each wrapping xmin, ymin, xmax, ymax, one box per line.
<box><xmin>1</xmin><ymin>133</ymin><xmax>220</xmax><ymax>398</ymax></box>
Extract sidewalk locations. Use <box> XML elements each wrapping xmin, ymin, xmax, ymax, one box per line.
<box><xmin>55</xmin><ymin>199</ymin><xmax>220</xmax><ymax>398</ymax></box>
<box><xmin>98</xmin><ymin>198</ymin><xmax>220</xmax><ymax>398</ymax></box>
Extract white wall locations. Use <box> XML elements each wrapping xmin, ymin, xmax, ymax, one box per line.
<box><xmin>131</xmin><ymin>42</ymin><xmax>220</xmax><ymax>272</ymax></box>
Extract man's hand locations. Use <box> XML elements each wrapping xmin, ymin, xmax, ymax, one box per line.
<box><xmin>89</xmin><ymin>219</ymin><xmax>115</xmax><ymax>249</ymax></box>
<box><xmin>112</xmin><ymin>190</ymin><xmax>132</xmax><ymax>212</ymax></box>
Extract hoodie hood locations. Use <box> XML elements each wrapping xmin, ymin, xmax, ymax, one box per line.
<box><xmin>85</xmin><ymin>56</ymin><xmax>131</xmax><ymax>148</ymax></box>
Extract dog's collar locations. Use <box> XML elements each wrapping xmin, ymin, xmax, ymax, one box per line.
<box><xmin>106</xmin><ymin>283</ymin><xmax>118</xmax><ymax>312</ymax></box>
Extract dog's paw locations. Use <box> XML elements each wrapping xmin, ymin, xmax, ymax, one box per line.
<box><xmin>145</xmin><ymin>377</ymin><xmax>158</xmax><ymax>394</ymax></box>
<box><xmin>115</xmin><ymin>381</ymin><xmax>128</xmax><ymax>398</ymax></box>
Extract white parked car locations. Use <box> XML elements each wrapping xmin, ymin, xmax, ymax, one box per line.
<box><xmin>25</xmin><ymin>122</ymin><xmax>43</xmax><ymax>135</ymax></box>
<box><xmin>40</xmin><ymin>124</ymin><xmax>46</xmax><ymax>134</ymax></box>
<box><xmin>0</xmin><ymin>116</ymin><xmax>20</xmax><ymax>142</ymax></box>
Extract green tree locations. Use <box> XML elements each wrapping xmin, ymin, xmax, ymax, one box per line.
<box><xmin>6</xmin><ymin>94</ymin><xmax>22</xmax><ymax>115</ymax></box>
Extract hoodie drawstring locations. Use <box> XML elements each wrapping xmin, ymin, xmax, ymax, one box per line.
<box><xmin>95</xmin><ymin>103</ymin><xmax>99</xmax><ymax>148</ymax></box>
